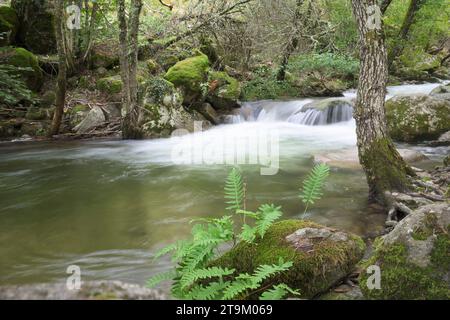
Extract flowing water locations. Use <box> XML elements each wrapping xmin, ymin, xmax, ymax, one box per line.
<box><xmin>0</xmin><ymin>82</ymin><xmax>448</xmax><ymax>288</ymax></box>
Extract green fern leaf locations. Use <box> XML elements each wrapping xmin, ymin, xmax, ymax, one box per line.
<box><xmin>224</xmin><ymin>167</ymin><xmax>245</xmax><ymax>213</ymax></box>
<box><xmin>299</xmin><ymin>163</ymin><xmax>330</xmax><ymax>206</ymax></box>
<box><xmin>180</xmin><ymin>266</ymin><xmax>235</xmax><ymax>290</ymax></box>
<box><xmin>255</xmin><ymin>204</ymin><xmax>283</xmax><ymax>238</ymax></box>
<box><xmin>239</xmin><ymin>224</ymin><xmax>258</xmax><ymax>243</ymax></box>
<box><xmin>259</xmin><ymin>284</ymin><xmax>300</xmax><ymax>300</ymax></box>
<box><xmin>147</xmin><ymin>270</ymin><xmax>177</xmax><ymax>288</ymax></box>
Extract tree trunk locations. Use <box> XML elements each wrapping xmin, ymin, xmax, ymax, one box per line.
<box><xmin>48</xmin><ymin>0</ymin><xmax>67</xmax><ymax>137</ymax></box>
<box><xmin>118</xmin><ymin>0</ymin><xmax>143</xmax><ymax>139</ymax></box>
<box><xmin>388</xmin><ymin>0</ymin><xmax>426</xmax><ymax>68</ymax></box>
<box><xmin>351</xmin><ymin>0</ymin><xmax>413</xmax><ymax>204</ymax></box>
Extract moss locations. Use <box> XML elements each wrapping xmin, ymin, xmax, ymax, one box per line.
<box><xmin>25</xmin><ymin>107</ymin><xmax>46</xmax><ymax>120</ymax></box>
<box><xmin>0</xmin><ymin>46</ymin><xmax>43</xmax><ymax>91</ymax></box>
<box><xmin>0</xmin><ymin>6</ymin><xmax>19</xmax><ymax>46</ymax></box>
<box><xmin>146</xmin><ymin>59</ymin><xmax>159</xmax><ymax>74</ymax></box>
<box><xmin>213</xmin><ymin>220</ymin><xmax>365</xmax><ymax>299</ymax></box>
<box><xmin>386</xmin><ymin>96</ymin><xmax>450</xmax><ymax>142</ymax></box>
<box><xmin>358</xmin><ymin>137</ymin><xmax>411</xmax><ymax>201</ymax></box>
<box><xmin>209</xmin><ymin>71</ymin><xmax>240</xmax><ymax>100</ymax></box>
<box><xmin>411</xmin><ymin>213</ymin><xmax>438</xmax><ymax>241</ymax></box>
<box><xmin>72</xmin><ymin>104</ymin><xmax>90</xmax><ymax>113</ymax></box>
<box><xmin>39</xmin><ymin>91</ymin><xmax>56</xmax><ymax>108</ymax></box>
<box><xmin>360</xmin><ymin>240</ymin><xmax>450</xmax><ymax>300</ymax></box>
<box><xmin>164</xmin><ymin>52</ymin><xmax>210</xmax><ymax>97</ymax></box>
<box><xmin>96</xmin><ymin>75</ymin><xmax>122</xmax><ymax>94</ymax></box>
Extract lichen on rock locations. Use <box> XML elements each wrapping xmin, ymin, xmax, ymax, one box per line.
<box><xmin>386</xmin><ymin>95</ymin><xmax>450</xmax><ymax>142</ymax></box>
<box><xmin>359</xmin><ymin>204</ymin><xmax>450</xmax><ymax>300</ymax></box>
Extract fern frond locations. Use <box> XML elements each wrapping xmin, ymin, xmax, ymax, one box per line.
<box><xmin>239</xmin><ymin>224</ymin><xmax>258</xmax><ymax>243</ymax></box>
<box><xmin>153</xmin><ymin>243</ymin><xmax>179</xmax><ymax>261</ymax></box>
<box><xmin>180</xmin><ymin>267</ymin><xmax>235</xmax><ymax>290</ymax></box>
<box><xmin>224</xmin><ymin>167</ymin><xmax>245</xmax><ymax>213</ymax></box>
<box><xmin>222</xmin><ymin>274</ymin><xmax>254</xmax><ymax>300</ymax></box>
<box><xmin>186</xmin><ymin>282</ymin><xmax>230</xmax><ymax>300</ymax></box>
<box><xmin>250</xmin><ymin>260</ymin><xmax>293</xmax><ymax>286</ymax></box>
<box><xmin>255</xmin><ymin>204</ymin><xmax>283</xmax><ymax>238</ymax></box>
<box><xmin>259</xmin><ymin>284</ymin><xmax>300</xmax><ymax>300</ymax></box>
<box><xmin>299</xmin><ymin>163</ymin><xmax>330</xmax><ymax>206</ymax></box>
<box><xmin>147</xmin><ymin>270</ymin><xmax>177</xmax><ymax>288</ymax></box>
<box><xmin>180</xmin><ymin>244</ymin><xmax>215</xmax><ymax>272</ymax></box>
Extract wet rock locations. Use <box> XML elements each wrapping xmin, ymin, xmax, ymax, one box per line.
<box><xmin>313</xmin><ymin>148</ymin><xmax>428</xmax><ymax>170</ymax></box>
<box><xmin>74</xmin><ymin>106</ymin><xmax>106</xmax><ymax>134</ymax></box>
<box><xmin>0</xmin><ymin>281</ymin><xmax>166</xmax><ymax>300</ymax></box>
<box><xmin>360</xmin><ymin>204</ymin><xmax>450</xmax><ymax>299</ymax></box>
<box><xmin>386</xmin><ymin>95</ymin><xmax>450</xmax><ymax>142</ymax></box>
<box><xmin>213</xmin><ymin>220</ymin><xmax>365</xmax><ymax>299</ymax></box>
<box><xmin>0</xmin><ymin>6</ymin><xmax>19</xmax><ymax>47</ymax></box>
<box><xmin>196</xmin><ymin>103</ymin><xmax>219</xmax><ymax>124</ymax></box>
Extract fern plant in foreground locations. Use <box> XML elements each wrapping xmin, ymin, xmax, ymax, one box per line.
<box><xmin>148</xmin><ymin>165</ymin><xmax>329</xmax><ymax>300</ymax></box>
<box><xmin>299</xmin><ymin>163</ymin><xmax>330</xmax><ymax>218</ymax></box>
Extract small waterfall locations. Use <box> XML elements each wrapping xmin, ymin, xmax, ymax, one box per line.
<box><xmin>229</xmin><ymin>98</ymin><xmax>354</xmax><ymax>126</ymax></box>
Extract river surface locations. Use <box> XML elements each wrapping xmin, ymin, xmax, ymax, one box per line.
<box><xmin>0</xmin><ymin>82</ymin><xmax>448</xmax><ymax>288</ymax></box>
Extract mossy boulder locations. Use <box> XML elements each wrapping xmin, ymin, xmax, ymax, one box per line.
<box><xmin>25</xmin><ymin>107</ymin><xmax>48</xmax><ymax>120</ymax></box>
<box><xmin>206</xmin><ymin>71</ymin><xmax>241</xmax><ymax>110</ymax></box>
<box><xmin>386</xmin><ymin>95</ymin><xmax>450</xmax><ymax>142</ymax></box>
<box><xmin>11</xmin><ymin>0</ymin><xmax>55</xmax><ymax>54</ymax></box>
<box><xmin>0</xmin><ymin>46</ymin><xmax>43</xmax><ymax>91</ymax></box>
<box><xmin>213</xmin><ymin>220</ymin><xmax>366</xmax><ymax>299</ymax></box>
<box><xmin>360</xmin><ymin>204</ymin><xmax>450</xmax><ymax>300</ymax></box>
<box><xmin>90</xmin><ymin>43</ymin><xmax>120</xmax><ymax>69</ymax></box>
<box><xmin>0</xmin><ymin>6</ymin><xmax>19</xmax><ymax>47</ymax></box>
<box><xmin>141</xmin><ymin>77</ymin><xmax>210</xmax><ymax>138</ymax></box>
<box><xmin>430</xmin><ymin>84</ymin><xmax>450</xmax><ymax>101</ymax></box>
<box><xmin>97</xmin><ymin>75</ymin><xmax>123</xmax><ymax>95</ymax></box>
<box><xmin>164</xmin><ymin>52</ymin><xmax>210</xmax><ymax>105</ymax></box>
<box><xmin>67</xmin><ymin>104</ymin><xmax>90</xmax><ymax>128</ymax></box>
<box><xmin>38</xmin><ymin>91</ymin><xmax>56</xmax><ymax>108</ymax></box>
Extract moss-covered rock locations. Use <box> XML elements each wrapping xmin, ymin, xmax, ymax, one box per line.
<box><xmin>11</xmin><ymin>0</ymin><xmax>55</xmax><ymax>54</ymax></box>
<box><xmin>164</xmin><ymin>52</ymin><xmax>210</xmax><ymax>105</ymax></box>
<box><xmin>145</xmin><ymin>59</ymin><xmax>159</xmax><ymax>74</ymax></box>
<box><xmin>213</xmin><ymin>220</ymin><xmax>365</xmax><ymax>299</ymax></box>
<box><xmin>25</xmin><ymin>107</ymin><xmax>47</xmax><ymax>120</ymax></box>
<box><xmin>360</xmin><ymin>204</ymin><xmax>450</xmax><ymax>300</ymax></box>
<box><xmin>38</xmin><ymin>91</ymin><xmax>56</xmax><ymax>108</ymax></box>
<box><xmin>90</xmin><ymin>43</ymin><xmax>120</xmax><ymax>69</ymax></box>
<box><xmin>386</xmin><ymin>95</ymin><xmax>450</xmax><ymax>142</ymax></box>
<box><xmin>67</xmin><ymin>104</ymin><xmax>90</xmax><ymax>128</ymax></box>
<box><xmin>0</xmin><ymin>6</ymin><xmax>19</xmax><ymax>47</ymax></box>
<box><xmin>206</xmin><ymin>71</ymin><xmax>241</xmax><ymax>110</ymax></box>
<box><xmin>97</xmin><ymin>75</ymin><xmax>123</xmax><ymax>95</ymax></box>
<box><xmin>141</xmin><ymin>77</ymin><xmax>211</xmax><ymax>138</ymax></box>
<box><xmin>0</xmin><ymin>46</ymin><xmax>43</xmax><ymax>91</ymax></box>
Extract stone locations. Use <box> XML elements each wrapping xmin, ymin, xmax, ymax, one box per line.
<box><xmin>313</xmin><ymin>148</ymin><xmax>428</xmax><ymax>170</ymax></box>
<box><xmin>0</xmin><ymin>281</ymin><xmax>166</xmax><ymax>300</ymax></box>
<box><xmin>213</xmin><ymin>220</ymin><xmax>365</xmax><ymax>299</ymax></box>
<box><xmin>386</xmin><ymin>95</ymin><xmax>450</xmax><ymax>142</ymax></box>
<box><xmin>164</xmin><ymin>51</ymin><xmax>210</xmax><ymax>105</ymax></box>
<box><xmin>74</xmin><ymin>106</ymin><xmax>106</xmax><ymax>133</ymax></box>
<box><xmin>196</xmin><ymin>103</ymin><xmax>219</xmax><ymax>124</ymax></box>
<box><xmin>360</xmin><ymin>204</ymin><xmax>450</xmax><ymax>299</ymax></box>
<box><xmin>0</xmin><ymin>46</ymin><xmax>43</xmax><ymax>91</ymax></box>
<box><xmin>206</xmin><ymin>71</ymin><xmax>241</xmax><ymax>110</ymax></box>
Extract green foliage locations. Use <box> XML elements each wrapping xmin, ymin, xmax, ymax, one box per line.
<box><xmin>289</xmin><ymin>53</ymin><xmax>359</xmax><ymax>80</ymax></box>
<box><xmin>299</xmin><ymin>163</ymin><xmax>330</xmax><ymax>216</ymax></box>
<box><xmin>149</xmin><ymin>166</ymin><xmax>330</xmax><ymax>300</ymax></box>
<box><xmin>224</xmin><ymin>167</ymin><xmax>245</xmax><ymax>213</ymax></box>
<box><xmin>242</xmin><ymin>66</ymin><xmax>299</xmax><ymax>101</ymax></box>
<box><xmin>0</xmin><ymin>64</ymin><xmax>34</xmax><ymax>105</ymax></box>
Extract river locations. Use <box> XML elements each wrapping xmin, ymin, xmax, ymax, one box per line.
<box><xmin>0</xmin><ymin>82</ymin><xmax>448</xmax><ymax>288</ymax></box>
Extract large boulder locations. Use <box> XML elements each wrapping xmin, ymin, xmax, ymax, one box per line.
<box><xmin>0</xmin><ymin>6</ymin><xmax>19</xmax><ymax>47</ymax></box>
<box><xmin>90</xmin><ymin>43</ymin><xmax>120</xmax><ymax>70</ymax></box>
<box><xmin>386</xmin><ymin>95</ymin><xmax>450</xmax><ymax>142</ymax></box>
<box><xmin>0</xmin><ymin>46</ymin><xmax>43</xmax><ymax>91</ymax></box>
<box><xmin>360</xmin><ymin>204</ymin><xmax>450</xmax><ymax>299</ymax></box>
<box><xmin>206</xmin><ymin>71</ymin><xmax>241</xmax><ymax>110</ymax></box>
<box><xmin>141</xmin><ymin>77</ymin><xmax>211</xmax><ymax>138</ymax></box>
<box><xmin>430</xmin><ymin>84</ymin><xmax>450</xmax><ymax>101</ymax></box>
<box><xmin>74</xmin><ymin>106</ymin><xmax>106</xmax><ymax>134</ymax></box>
<box><xmin>11</xmin><ymin>0</ymin><xmax>55</xmax><ymax>54</ymax></box>
<box><xmin>164</xmin><ymin>51</ymin><xmax>210</xmax><ymax>105</ymax></box>
<box><xmin>214</xmin><ymin>220</ymin><xmax>365</xmax><ymax>299</ymax></box>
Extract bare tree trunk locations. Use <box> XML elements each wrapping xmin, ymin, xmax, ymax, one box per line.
<box><xmin>49</xmin><ymin>0</ymin><xmax>67</xmax><ymax>137</ymax></box>
<box><xmin>118</xmin><ymin>0</ymin><xmax>143</xmax><ymax>139</ymax></box>
<box><xmin>351</xmin><ymin>0</ymin><xmax>413</xmax><ymax>204</ymax></box>
<box><xmin>388</xmin><ymin>0</ymin><xmax>426</xmax><ymax>68</ymax></box>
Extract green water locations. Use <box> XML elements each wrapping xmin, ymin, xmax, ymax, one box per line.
<box><xmin>0</xmin><ymin>108</ymin><xmax>446</xmax><ymax>289</ymax></box>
